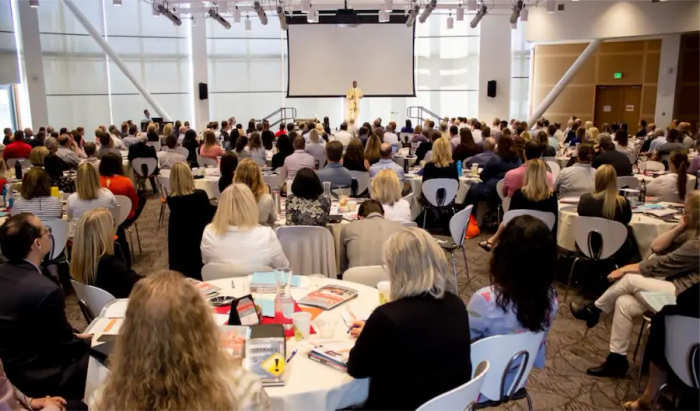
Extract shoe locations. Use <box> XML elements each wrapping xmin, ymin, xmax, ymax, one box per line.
<box><xmin>570</xmin><ymin>302</ymin><xmax>600</xmax><ymax>328</ymax></box>
<box><xmin>586</xmin><ymin>353</ymin><xmax>629</xmax><ymax>378</ymax></box>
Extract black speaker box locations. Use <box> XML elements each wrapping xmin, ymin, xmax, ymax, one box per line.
<box><xmin>199</xmin><ymin>82</ymin><xmax>208</xmax><ymax>100</ymax></box>
<box><xmin>487</xmin><ymin>80</ymin><xmax>497</xmax><ymax>98</ymax></box>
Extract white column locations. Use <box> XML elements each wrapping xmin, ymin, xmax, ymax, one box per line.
<box><xmin>654</xmin><ymin>34</ymin><xmax>680</xmax><ymax>128</ymax></box>
<box><xmin>11</xmin><ymin>0</ymin><xmax>48</xmax><ymax>129</ymax></box>
<box><xmin>188</xmin><ymin>17</ymin><xmax>210</xmax><ymax>131</ymax></box>
<box><xmin>478</xmin><ymin>14</ymin><xmax>511</xmax><ymax>123</ymax></box>
<box><xmin>528</xmin><ymin>39</ymin><xmax>602</xmax><ymax>125</ymax></box>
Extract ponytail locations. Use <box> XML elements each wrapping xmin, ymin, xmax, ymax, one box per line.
<box><xmin>670</xmin><ymin>150</ymin><xmax>689</xmax><ymax>201</ymax></box>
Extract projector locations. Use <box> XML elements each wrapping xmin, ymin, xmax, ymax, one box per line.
<box><xmin>334</xmin><ymin>9</ymin><xmax>358</xmax><ymax>27</ymax></box>
<box><xmin>155</xmin><ymin>3</ymin><xmax>183</xmax><ymax>26</ymax></box>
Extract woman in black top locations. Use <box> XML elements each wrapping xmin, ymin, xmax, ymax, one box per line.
<box><xmin>536</xmin><ymin>131</ymin><xmax>557</xmax><ymax>157</ymax></box>
<box><xmin>225</xmin><ymin>129</ymin><xmax>240</xmax><ymax>152</ymax></box>
<box><xmin>70</xmin><ymin>208</ymin><xmax>141</xmax><ymax>298</ymax></box>
<box><xmin>452</xmin><ymin>128</ymin><xmax>482</xmax><ymax>163</ymax></box>
<box><xmin>44</xmin><ymin>153</ymin><xmax>76</xmax><ymax>193</ymax></box>
<box><xmin>422</xmin><ymin>137</ymin><xmax>459</xmax><ymax>182</ymax></box>
<box><xmin>271</xmin><ymin>133</ymin><xmax>294</xmax><ymax>170</ymax></box>
<box><xmin>341</xmin><ymin>138</ymin><xmax>369</xmax><ymax>172</ymax></box>
<box><xmin>347</xmin><ymin>228</ymin><xmax>472</xmax><ymax>410</ymax></box>
<box><xmin>181</xmin><ymin>129</ymin><xmax>200</xmax><ymax>167</ymax></box>
<box><xmin>261</xmin><ymin>130</ymin><xmax>275</xmax><ymax>151</ymax></box>
<box><xmin>218</xmin><ymin>153</ymin><xmax>238</xmax><ymax>193</ymax></box>
<box><xmin>167</xmin><ymin>163</ymin><xmax>215</xmax><ymax>280</ymax></box>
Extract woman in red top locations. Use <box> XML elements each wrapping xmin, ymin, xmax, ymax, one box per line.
<box><xmin>98</xmin><ymin>152</ymin><xmax>138</xmax><ymax>219</ymax></box>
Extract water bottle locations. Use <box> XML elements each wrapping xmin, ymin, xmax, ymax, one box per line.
<box><xmin>272</xmin><ymin>188</ymin><xmax>281</xmax><ymax>214</ymax></box>
<box><xmin>639</xmin><ymin>179</ymin><xmax>646</xmax><ymax>204</ymax></box>
<box><xmin>456</xmin><ymin>159</ymin><xmax>462</xmax><ymax>176</ymax></box>
<box><xmin>403</xmin><ymin>158</ymin><xmax>409</xmax><ymax>174</ymax></box>
<box><xmin>14</xmin><ymin>161</ymin><xmax>22</xmax><ymax>180</ymax></box>
<box><xmin>273</xmin><ymin>269</ymin><xmax>294</xmax><ymax>330</ymax></box>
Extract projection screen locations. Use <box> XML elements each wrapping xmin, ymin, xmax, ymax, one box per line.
<box><xmin>287</xmin><ymin>23</ymin><xmax>415</xmax><ymax>97</ymax></box>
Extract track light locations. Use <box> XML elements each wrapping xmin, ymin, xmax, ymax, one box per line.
<box><xmin>153</xmin><ymin>2</ymin><xmax>182</xmax><ymax>26</ymax></box>
<box><xmin>446</xmin><ymin>15</ymin><xmax>453</xmax><ymax>29</ymax></box>
<box><xmin>233</xmin><ymin>6</ymin><xmax>241</xmax><ymax>23</ymax></box>
<box><xmin>277</xmin><ymin>5</ymin><xmax>287</xmax><ymax>30</ymax></box>
<box><xmin>406</xmin><ymin>4</ymin><xmax>419</xmax><ymax>26</ymax></box>
<box><xmin>113</xmin><ymin>0</ymin><xmax>122</xmax><ymax>6</ymax></box>
<box><xmin>469</xmin><ymin>2</ymin><xmax>486</xmax><ymax>28</ymax></box>
<box><xmin>456</xmin><ymin>6</ymin><xmax>464</xmax><ymax>21</ymax></box>
<box><xmin>245</xmin><ymin>16</ymin><xmax>251</xmax><ymax>31</ymax></box>
<box><xmin>301</xmin><ymin>0</ymin><xmax>310</xmax><ymax>13</ymax></box>
<box><xmin>466</xmin><ymin>0</ymin><xmax>477</xmax><ymax>11</ymax></box>
<box><xmin>192</xmin><ymin>16</ymin><xmax>197</xmax><ymax>26</ymax></box>
<box><xmin>307</xmin><ymin>6</ymin><xmax>319</xmax><ymax>22</ymax></box>
<box><xmin>29</xmin><ymin>0</ymin><xmax>39</xmax><ymax>7</ymax></box>
<box><xmin>384</xmin><ymin>0</ymin><xmax>393</xmax><ymax>11</ymax></box>
<box><xmin>378</xmin><ymin>9</ymin><xmax>390</xmax><ymax>22</ymax></box>
<box><xmin>418</xmin><ymin>0</ymin><xmax>436</xmax><ymax>23</ymax></box>
<box><xmin>208</xmin><ymin>7</ymin><xmax>231</xmax><ymax>29</ymax></box>
<box><xmin>520</xmin><ymin>7</ymin><xmax>528</xmax><ymax>21</ymax></box>
<box><xmin>510</xmin><ymin>0</ymin><xmax>523</xmax><ymax>24</ymax></box>
<box><xmin>546</xmin><ymin>0</ymin><xmax>556</xmax><ymax>13</ymax></box>
<box><xmin>253</xmin><ymin>1</ymin><xmax>268</xmax><ymax>25</ymax></box>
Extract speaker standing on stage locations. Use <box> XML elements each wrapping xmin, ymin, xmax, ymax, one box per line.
<box><xmin>346</xmin><ymin>80</ymin><xmax>363</xmax><ymax>123</ymax></box>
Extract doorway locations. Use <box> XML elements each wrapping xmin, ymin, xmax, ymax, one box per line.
<box><xmin>594</xmin><ymin>85</ymin><xmax>641</xmax><ymax>128</ymax></box>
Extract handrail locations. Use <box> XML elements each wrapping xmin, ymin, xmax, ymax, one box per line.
<box><xmin>406</xmin><ymin>106</ymin><xmax>442</xmax><ymax>123</ymax></box>
<box><xmin>258</xmin><ymin>107</ymin><xmax>297</xmax><ymax>127</ymax></box>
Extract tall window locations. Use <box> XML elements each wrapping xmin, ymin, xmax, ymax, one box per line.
<box><xmin>510</xmin><ymin>22</ymin><xmax>530</xmax><ymax>121</ymax></box>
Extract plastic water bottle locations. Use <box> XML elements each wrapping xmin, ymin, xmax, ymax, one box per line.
<box><xmin>274</xmin><ymin>269</ymin><xmax>294</xmax><ymax>329</ymax></box>
<box><xmin>14</xmin><ymin>162</ymin><xmax>22</xmax><ymax>180</ymax></box>
<box><xmin>456</xmin><ymin>160</ymin><xmax>462</xmax><ymax>176</ymax></box>
<box><xmin>639</xmin><ymin>179</ymin><xmax>646</xmax><ymax>204</ymax></box>
<box><xmin>403</xmin><ymin>158</ymin><xmax>409</xmax><ymax>174</ymax></box>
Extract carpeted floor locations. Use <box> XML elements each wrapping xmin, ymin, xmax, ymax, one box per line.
<box><xmin>66</xmin><ymin>194</ymin><xmax>645</xmax><ymax>410</ymax></box>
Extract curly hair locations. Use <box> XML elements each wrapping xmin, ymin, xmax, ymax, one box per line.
<box><xmin>490</xmin><ymin>215</ymin><xmax>556</xmax><ymax>332</ymax></box>
<box><xmin>93</xmin><ymin>270</ymin><xmax>239</xmax><ymax>410</ymax></box>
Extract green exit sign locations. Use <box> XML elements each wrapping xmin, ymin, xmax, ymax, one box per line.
<box><xmin>614</xmin><ymin>72</ymin><xmax>623</xmax><ymax>79</ymax></box>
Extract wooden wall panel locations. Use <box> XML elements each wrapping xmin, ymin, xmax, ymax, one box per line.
<box><xmin>533</xmin><ymin>56</ymin><xmax>596</xmax><ymax>85</ymax></box>
<box><xmin>534</xmin><ymin>85</ymin><xmax>595</xmax><ymax>114</ymax></box>
<box><xmin>600</xmin><ymin>41</ymin><xmax>646</xmax><ymax>53</ymax></box>
<box><xmin>644</xmin><ymin>53</ymin><xmax>660</xmax><ymax>84</ymax></box>
<box><xmin>641</xmin><ymin>85</ymin><xmax>657</xmax><ymax>116</ymax></box>
<box><xmin>674</xmin><ymin>32</ymin><xmax>700</xmax><ymax>130</ymax></box>
<box><xmin>646</xmin><ymin>40</ymin><xmax>662</xmax><ymax>51</ymax></box>
<box><xmin>535</xmin><ymin>43</ymin><xmax>588</xmax><ymax>56</ymax></box>
<box><xmin>597</xmin><ymin>54</ymin><xmax>645</xmax><ymax>84</ymax></box>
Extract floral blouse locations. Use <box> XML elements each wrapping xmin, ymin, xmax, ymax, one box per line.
<box><xmin>50</xmin><ymin>175</ymin><xmax>76</xmax><ymax>194</ymax></box>
<box><xmin>285</xmin><ymin>195</ymin><xmax>331</xmax><ymax>226</ymax></box>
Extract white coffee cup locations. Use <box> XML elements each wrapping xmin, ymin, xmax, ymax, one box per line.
<box><xmin>377</xmin><ymin>281</ymin><xmax>391</xmax><ymax>305</ymax></box>
<box><xmin>291</xmin><ymin>312</ymin><xmax>312</xmax><ymax>341</ymax></box>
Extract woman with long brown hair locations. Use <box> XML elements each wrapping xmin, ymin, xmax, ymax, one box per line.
<box><xmin>91</xmin><ymin>270</ymin><xmax>270</xmax><ymax>410</ymax></box>
<box><xmin>452</xmin><ymin>128</ymin><xmax>481</xmax><ymax>163</ymax></box>
<box><xmin>200</xmin><ymin>130</ymin><xmax>224</xmax><ymax>160</ymax></box>
<box><xmin>364</xmin><ymin>134</ymin><xmax>382</xmax><ymax>165</ymax></box>
<box><xmin>234</xmin><ymin>158</ymin><xmax>277</xmax><ymax>225</ymax></box>
<box><xmin>646</xmin><ymin>150</ymin><xmax>695</xmax><ymax>203</ymax></box>
<box><xmin>342</xmin><ymin>138</ymin><xmax>369</xmax><ymax>171</ymax></box>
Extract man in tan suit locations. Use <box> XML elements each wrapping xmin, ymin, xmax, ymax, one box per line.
<box><xmin>339</xmin><ymin>199</ymin><xmax>405</xmax><ymax>273</ymax></box>
<box><xmin>345</xmin><ymin>80</ymin><xmax>363</xmax><ymax>124</ymax></box>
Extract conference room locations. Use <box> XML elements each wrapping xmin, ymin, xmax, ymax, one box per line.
<box><xmin>0</xmin><ymin>0</ymin><xmax>698</xmax><ymax>410</ymax></box>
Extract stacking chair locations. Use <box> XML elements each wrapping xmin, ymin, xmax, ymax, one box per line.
<box><xmin>618</xmin><ymin>176</ymin><xmax>641</xmax><ymax>190</ymax></box>
<box><xmin>348</xmin><ymin>170</ymin><xmax>370</xmax><ymax>197</ymax></box>
<box><xmin>420</xmin><ymin>178</ymin><xmax>458</xmax><ymax>229</ymax></box>
<box><xmin>70</xmin><ymin>280</ymin><xmax>116</xmax><ymax>323</ymax></box>
<box><xmin>343</xmin><ymin>265</ymin><xmax>389</xmax><ymax>287</ymax></box>
<box><xmin>157</xmin><ymin>175</ymin><xmax>171</xmax><ymax>228</ymax></box>
<box><xmin>276</xmin><ymin>226</ymin><xmax>336</xmax><ymax>278</ymax></box>
<box><xmin>131</xmin><ymin>158</ymin><xmax>158</xmax><ymax>193</ymax></box>
<box><xmin>470</xmin><ymin>332</ymin><xmax>545</xmax><ymax>410</ymax></box>
<box><xmin>146</xmin><ymin>141</ymin><xmax>161</xmax><ymax>151</ymax></box>
<box><xmin>564</xmin><ymin>216</ymin><xmax>627</xmax><ymax>301</ymax></box>
<box><xmin>545</xmin><ymin>161</ymin><xmax>561</xmax><ymax>182</ymax></box>
<box><xmin>417</xmin><ymin>361</ymin><xmax>490</xmax><ymax>411</ymax></box>
<box><xmin>202</xmin><ymin>263</ymin><xmax>272</xmax><ymax>281</ymax></box>
<box><xmin>175</xmin><ymin>146</ymin><xmax>189</xmax><ymax>159</ymax></box>
<box><xmin>312</xmin><ymin>153</ymin><xmax>327</xmax><ymax>170</ymax></box>
<box><xmin>642</xmin><ymin>160</ymin><xmax>665</xmax><ymax>172</ymax></box>
<box><xmin>495</xmin><ymin>179</ymin><xmax>508</xmax><ymax>224</ymax></box>
<box><xmin>42</xmin><ymin>219</ymin><xmax>69</xmax><ymax>285</ymax></box>
<box><xmin>6</xmin><ymin>158</ymin><xmax>31</xmax><ymax>170</ymax></box>
<box><xmin>502</xmin><ymin>209</ymin><xmax>555</xmax><ymax>231</ymax></box>
<box><xmin>434</xmin><ymin>205</ymin><xmax>473</xmax><ymax>291</ymax></box>
<box><xmin>196</xmin><ymin>148</ymin><xmax>218</xmax><ymax>168</ymax></box>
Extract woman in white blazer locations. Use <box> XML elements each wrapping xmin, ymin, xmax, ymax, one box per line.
<box><xmin>201</xmin><ymin>183</ymin><xmax>289</xmax><ymax>269</ymax></box>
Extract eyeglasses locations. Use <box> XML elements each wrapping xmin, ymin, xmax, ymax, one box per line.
<box><xmin>40</xmin><ymin>226</ymin><xmax>52</xmax><ymax>237</ymax></box>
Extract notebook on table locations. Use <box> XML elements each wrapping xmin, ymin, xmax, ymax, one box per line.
<box><xmin>298</xmin><ymin>284</ymin><xmax>359</xmax><ymax>310</ymax></box>
<box><xmin>308</xmin><ymin>341</ymin><xmax>355</xmax><ymax>372</ymax></box>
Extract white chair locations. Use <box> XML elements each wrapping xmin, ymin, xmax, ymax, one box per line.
<box><xmin>399</xmin><ymin>132</ymin><xmax>413</xmax><ymax>146</ymax></box>
<box><xmin>113</xmin><ymin>195</ymin><xmax>142</xmax><ymax>260</ymax></box>
<box><xmin>417</xmin><ymin>361</ymin><xmax>490</xmax><ymax>411</ymax></box>
<box><xmin>642</xmin><ymin>160</ymin><xmax>665</xmax><ymax>172</ymax></box>
<box><xmin>276</xmin><ymin>226</ymin><xmax>337</xmax><ymax>278</ymax></box>
<box><xmin>348</xmin><ymin>170</ymin><xmax>370</xmax><ymax>197</ymax></box>
<box><xmin>312</xmin><ymin>153</ymin><xmax>327</xmax><ymax>170</ymax></box>
<box><xmin>618</xmin><ymin>176</ymin><xmax>641</xmax><ymax>190</ymax></box>
<box><xmin>496</xmin><ymin>179</ymin><xmax>509</xmax><ymax>222</ymax></box>
<box><xmin>420</xmin><ymin>178</ymin><xmax>459</xmax><ymax>228</ymax></box>
<box><xmin>564</xmin><ymin>216</ymin><xmax>627</xmax><ymax>301</ymax></box>
<box><xmin>43</xmin><ymin>219</ymin><xmax>68</xmax><ymax>261</ymax></box>
<box><xmin>202</xmin><ymin>263</ymin><xmax>272</xmax><ymax>281</ymax></box>
<box><xmin>6</xmin><ymin>158</ymin><xmax>31</xmax><ymax>170</ymax></box>
<box><xmin>434</xmin><ymin>205</ymin><xmax>473</xmax><ymax>290</ymax></box>
<box><xmin>502</xmin><ymin>209</ymin><xmax>555</xmax><ymax>231</ymax></box>
<box><xmin>263</xmin><ymin>173</ymin><xmax>283</xmax><ymax>190</ymax></box>
<box><xmin>131</xmin><ymin>157</ymin><xmax>158</xmax><ymax>192</ymax></box>
<box><xmin>470</xmin><ymin>332</ymin><xmax>546</xmax><ymax>411</ymax></box>
<box><xmin>343</xmin><ymin>265</ymin><xmax>389</xmax><ymax>287</ymax></box>
<box><xmin>146</xmin><ymin>141</ymin><xmax>161</xmax><ymax>151</ymax></box>
<box><xmin>70</xmin><ymin>280</ymin><xmax>116</xmax><ymax>323</ymax></box>
<box><xmin>197</xmin><ymin>148</ymin><xmax>218</xmax><ymax>168</ymax></box>
<box><xmin>175</xmin><ymin>146</ymin><xmax>189</xmax><ymax>159</ymax></box>
<box><xmin>545</xmin><ymin>161</ymin><xmax>561</xmax><ymax>182</ymax></box>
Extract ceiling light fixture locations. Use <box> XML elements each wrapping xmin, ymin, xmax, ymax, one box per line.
<box><xmin>153</xmin><ymin>2</ymin><xmax>182</xmax><ymax>26</ymax></box>
<box><xmin>277</xmin><ymin>5</ymin><xmax>287</xmax><ymax>30</ymax></box>
<box><xmin>520</xmin><ymin>7</ymin><xmax>528</xmax><ymax>21</ymax></box>
<box><xmin>510</xmin><ymin>0</ymin><xmax>523</xmax><ymax>24</ymax></box>
<box><xmin>301</xmin><ymin>0</ymin><xmax>311</xmax><ymax>13</ymax></box>
<box><xmin>208</xmin><ymin>7</ymin><xmax>232</xmax><ymax>29</ymax></box>
<box><xmin>245</xmin><ymin>16</ymin><xmax>252</xmax><ymax>31</ymax></box>
<box><xmin>446</xmin><ymin>14</ymin><xmax>453</xmax><ymax>29</ymax></box>
<box><xmin>469</xmin><ymin>1</ymin><xmax>487</xmax><ymax>28</ymax></box>
<box><xmin>113</xmin><ymin>0</ymin><xmax>122</xmax><ymax>6</ymax></box>
<box><xmin>233</xmin><ymin>6</ymin><xmax>241</xmax><ymax>22</ymax></box>
<box><xmin>456</xmin><ymin>6</ymin><xmax>464</xmax><ymax>21</ymax></box>
<box><xmin>418</xmin><ymin>0</ymin><xmax>436</xmax><ymax>23</ymax></box>
<box><xmin>406</xmin><ymin>4</ymin><xmax>419</xmax><ymax>26</ymax></box>
<box><xmin>29</xmin><ymin>0</ymin><xmax>39</xmax><ymax>7</ymax></box>
<box><xmin>307</xmin><ymin>6</ymin><xmax>319</xmax><ymax>22</ymax></box>
<box><xmin>384</xmin><ymin>0</ymin><xmax>393</xmax><ymax>11</ymax></box>
<box><xmin>253</xmin><ymin>1</ymin><xmax>268</xmax><ymax>25</ymax></box>
<box><xmin>546</xmin><ymin>0</ymin><xmax>556</xmax><ymax>13</ymax></box>
<box><xmin>466</xmin><ymin>0</ymin><xmax>477</xmax><ymax>11</ymax></box>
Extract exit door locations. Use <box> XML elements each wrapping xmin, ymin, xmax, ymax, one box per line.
<box><xmin>594</xmin><ymin>86</ymin><xmax>641</xmax><ymax>128</ymax></box>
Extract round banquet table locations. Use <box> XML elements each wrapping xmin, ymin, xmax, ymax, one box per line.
<box><xmin>84</xmin><ymin>277</ymin><xmax>375</xmax><ymax>410</ymax></box>
<box><xmin>192</xmin><ymin>169</ymin><xmax>284</xmax><ymax>199</ymax></box>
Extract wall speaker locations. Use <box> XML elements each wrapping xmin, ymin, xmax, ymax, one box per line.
<box><xmin>487</xmin><ymin>80</ymin><xmax>497</xmax><ymax>98</ymax></box>
<box><xmin>198</xmin><ymin>83</ymin><xmax>208</xmax><ymax>100</ymax></box>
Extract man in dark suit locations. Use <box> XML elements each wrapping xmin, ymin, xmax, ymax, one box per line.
<box><xmin>0</xmin><ymin>214</ymin><xmax>90</xmax><ymax>398</ymax></box>
<box><xmin>127</xmin><ymin>137</ymin><xmax>159</xmax><ymax>192</ymax></box>
<box><xmin>592</xmin><ymin>136</ymin><xmax>633</xmax><ymax>177</ymax></box>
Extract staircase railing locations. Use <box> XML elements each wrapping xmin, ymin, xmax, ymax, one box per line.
<box><xmin>258</xmin><ymin>107</ymin><xmax>297</xmax><ymax>127</ymax></box>
<box><xmin>406</xmin><ymin>106</ymin><xmax>442</xmax><ymax>124</ymax></box>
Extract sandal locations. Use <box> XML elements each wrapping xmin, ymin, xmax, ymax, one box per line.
<box><xmin>622</xmin><ymin>399</ymin><xmax>653</xmax><ymax>411</ymax></box>
<box><xmin>478</xmin><ymin>240</ymin><xmax>494</xmax><ymax>252</ymax></box>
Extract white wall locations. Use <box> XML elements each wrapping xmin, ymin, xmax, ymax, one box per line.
<box><xmin>478</xmin><ymin>14</ymin><xmax>511</xmax><ymax>122</ymax></box>
<box><xmin>655</xmin><ymin>35</ymin><xmax>680</xmax><ymax>128</ymax></box>
<box><xmin>526</xmin><ymin>1</ymin><xmax>700</xmax><ymax>42</ymax></box>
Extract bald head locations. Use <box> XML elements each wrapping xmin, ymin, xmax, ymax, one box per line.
<box><xmin>483</xmin><ymin>137</ymin><xmax>496</xmax><ymax>151</ymax></box>
<box><xmin>179</xmin><ymin>126</ymin><xmax>187</xmax><ymax>134</ymax></box>
<box><xmin>380</xmin><ymin>142</ymin><xmax>393</xmax><ymax>159</ymax></box>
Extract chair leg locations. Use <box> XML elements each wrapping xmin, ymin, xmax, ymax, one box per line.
<box><xmin>450</xmin><ymin>252</ymin><xmax>458</xmax><ymax>293</ymax></box>
<box><xmin>651</xmin><ymin>383</ymin><xmax>667</xmax><ymax>411</ymax></box>
<box><xmin>525</xmin><ymin>390</ymin><xmax>533</xmax><ymax>411</ymax></box>
<box><xmin>461</xmin><ymin>246</ymin><xmax>470</xmax><ymax>283</ymax></box>
<box><xmin>422</xmin><ymin>209</ymin><xmax>427</xmax><ymax>229</ymax></box>
<box><xmin>135</xmin><ymin>223</ymin><xmax>142</xmax><ymax>255</ymax></box>
<box><xmin>636</xmin><ymin>331</ymin><xmax>650</xmax><ymax>394</ymax></box>
<box><xmin>127</xmin><ymin>229</ymin><xmax>135</xmax><ymax>262</ymax></box>
<box><xmin>633</xmin><ymin>320</ymin><xmax>646</xmax><ymax>361</ymax></box>
<box><xmin>564</xmin><ymin>257</ymin><xmax>580</xmax><ymax>302</ymax></box>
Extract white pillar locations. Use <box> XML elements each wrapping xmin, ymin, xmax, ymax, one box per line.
<box><xmin>528</xmin><ymin>39</ymin><xmax>602</xmax><ymax>125</ymax></box>
<box><xmin>11</xmin><ymin>0</ymin><xmax>48</xmax><ymax>129</ymax></box>
<box><xmin>188</xmin><ymin>17</ymin><xmax>210</xmax><ymax>131</ymax></box>
<box><xmin>478</xmin><ymin>14</ymin><xmax>511</xmax><ymax>123</ymax></box>
<box><xmin>61</xmin><ymin>0</ymin><xmax>172</xmax><ymax>121</ymax></box>
<box><xmin>654</xmin><ymin>34</ymin><xmax>680</xmax><ymax>128</ymax></box>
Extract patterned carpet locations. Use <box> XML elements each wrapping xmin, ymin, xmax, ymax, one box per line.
<box><xmin>66</xmin><ymin>194</ymin><xmax>644</xmax><ymax>410</ymax></box>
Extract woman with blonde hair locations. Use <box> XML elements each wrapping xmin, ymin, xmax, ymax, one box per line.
<box><xmin>347</xmin><ymin>227</ymin><xmax>471</xmax><ymax>410</ymax></box>
<box><xmin>305</xmin><ymin>129</ymin><xmax>326</xmax><ymax>156</ymax></box>
<box><xmin>201</xmin><ymin>184</ymin><xmax>288</xmax><ymax>269</ymax></box>
<box><xmin>146</xmin><ymin>122</ymin><xmax>159</xmax><ymax>142</ymax></box>
<box><xmin>66</xmin><ymin>163</ymin><xmax>116</xmax><ymax>236</ymax></box>
<box><xmin>371</xmin><ymin>169</ymin><xmax>412</xmax><ymax>224</ymax></box>
<box><xmin>162</xmin><ymin>123</ymin><xmax>173</xmax><ymax>138</ymax></box>
<box><xmin>588</xmin><ymin>126</ymin><xmax>600</xmax><ymax>143</ymax></box>
<box><xmin>200</xmin><ymin>129</ymin><xmax>224</xmax><ymax>160</ymax></box>
<box><xmin>234</xmin><ymin>158</ymin><xmax>276</xmax><ymax>225</ymax></box>
<box><xmin>247</xmin><ymin>132</ymin><xmax>266</xmax><ymax>165</ymax></box>
<box><xmin>521</xmin><ymin>130</ymin><xmax>532</xmax><ymax>141</ymax></box>
<box><xmin>584</xmin><ymin>120</ymin><xmax>593</xmax><ymax>131</ymax></box>
<box><xmin>29</xmin><ymin>146</ymin><xmax>49</xmax><ymax>167</ymax></box>
<box><xmin>364</xmin><ymin>134</ymin><xmax>382</xmax><ymax>165</ymax></box>
<box><xmin>167</xmin><ymin>162</ymin><xmax>215</xmax><ymax>280</ymax></box>
<box><xmin>90</xmin><ymin>270</ymin><xmax>270</xmax><ymax>411</ymax></box>
<box><xmin>70</xmin><ymin>208</ymin><xmax>141</xmax><ymax>298</ymax></box>
<box><xmin>421</xmin><ymin>137</ymin><xmax>458</xmax><ymax>183</ymax></box>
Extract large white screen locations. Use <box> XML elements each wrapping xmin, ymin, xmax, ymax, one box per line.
<box><xmin>287</xmin><ymin>23</ymin><xmax>414</xmax><ymax>97</ymax></box>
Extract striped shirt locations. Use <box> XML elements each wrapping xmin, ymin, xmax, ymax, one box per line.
<box><xmin>10</xmin><ymin>196</ymin><xmax>63</xmax><ymax>220</ymax></box>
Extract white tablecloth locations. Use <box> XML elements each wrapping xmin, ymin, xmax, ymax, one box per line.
<box><xmin>192</xmin><ymin>171</ymin><xmax>284</xmax><ymax>199</ymax></box>
<box><xmin>85</xmin><ymin>277</ymin><xmax>375</xmax><ymax>411</ymax></box>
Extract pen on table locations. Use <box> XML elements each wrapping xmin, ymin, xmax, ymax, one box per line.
<box><xmin>286</xmin><ymin>349</ymin><xmax>298</xmax><ymax>363</ymax></box>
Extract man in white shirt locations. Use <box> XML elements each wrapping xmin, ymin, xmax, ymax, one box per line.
<box><xmin>547</xmin><ymin>124</ymin><xmax>561</xmax><ymax>152</ymax></box>
<box><xmin>122</xmin><ymin>125</ymin><xmax>140</xmax><ymax>148</ymax></box>
<box><xmin>449</xmin><ymin>125</ymin><xmax>460</xmax><ymax>149</ymax></box>
<box><xmin>332</xmin><ymin>122</ymin><xmax>354</xmax><ymax>147</ymax></box>
<box><xmin>177</xmin><ymin>126</ymin><xmax>188</xmax><ymax>145</ymax></box>
<box><xmin>648</xmin><ymin>130</ymin><xmax>667</xmax><ymax>153</ymax></box>
<box><xmin>471</xmin><ymin>119</ymin><xmax>482</xmax><ymax>144</ymax></box>
<box><xmin>554</xmin><ymin>143</ymin><xmax>595</xmax><ymax>198</ymax></box>
<box><xmin>382</xmin><ymin>124</ymin><xmax>400</xmax><ymax>147</ymax></box>
<box><xmin>553</xmin><ymin>122</ymin><xmax>566</xmax><ymax>144</ymax></box>
<box><xmin>369</xmin><ymin>143</ymin><xmax>405</xmax><ymax>181</ymax></box>
<box><xmin>281</xmin><ymin>136</ymin><xmax>316</xmax><ymax>181</ymax></box>
<box><xmin>157</xmin><ymin>135</ymin><xmax>185</xmax><ymax>170</ymax></box>
<box><xmin>141</xmin><ymin>109</ymin><xmax>151</xmax><ymax>124</ymax></box>
<box><xmin>56</xmin><ymin>135</ymin><xmax>81</xmax><ymax>169</ymax></box>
